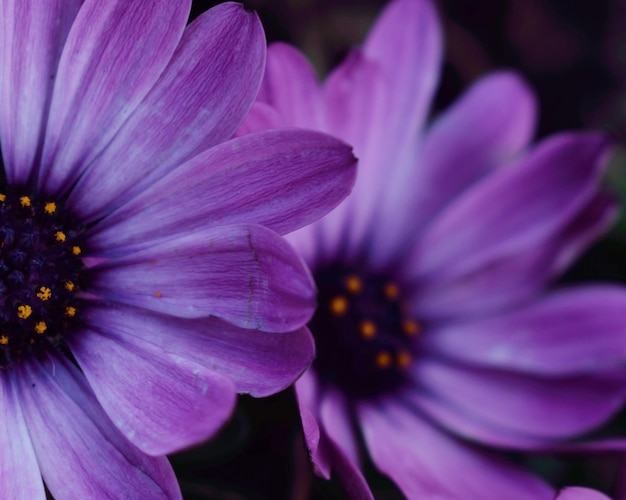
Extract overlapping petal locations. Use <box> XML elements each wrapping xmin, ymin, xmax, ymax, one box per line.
<box><xmin>67</xmin><ymin>2</ymin><xmax>266</xmax><ymax>220</ymax></box>
<box><xmin>88</xmin><ymin>129</ymin><xmax>356</xmax><ymax>251</ymax></box>
<box><xmin>17</xmin><ymin>357</ymin><xmax>181</xmax><ymax>499</ymax></box>
<box><xmin>89</xmin><ymin>223</ymin><xmax>315</xmax><ymax>332</ymax></box>
<box><xmin>38</xmin><ymin>0</ymin><xmax>191</xmax><ymax>194</ymax></box>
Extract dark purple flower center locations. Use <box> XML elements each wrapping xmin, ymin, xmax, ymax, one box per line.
<box><xmin>310</xmin><ymin>263</ymin><xmax>419</xmax><ymax>399</ymax></box>
<box><xmin>0</xmin><ymin>188</ymin><xmax>84</xmax><ymax>368</ymax></box>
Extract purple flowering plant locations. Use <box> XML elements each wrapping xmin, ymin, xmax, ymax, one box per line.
<box><xmin>241</xmin><ymin>0</ymin><xmax>626</xmax><ymax>496</ymax></box>
<box><xmin>0</xmin><ymin>0</ymin><xmax>357</xmax><ymax>498</ymax></box>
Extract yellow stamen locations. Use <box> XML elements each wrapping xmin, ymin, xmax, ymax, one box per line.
<box><xmin>65</xmin><ymin>306</ymin><xmax>76</xmax><ymax>317</ymax></box>
<box><xmin>36</xmin><ymin>286</ymin><xmax>52</xmax><ymax>301</ymax></box>
<box><xmin>375</xmin><ymin>351</ymin><xmax>393</xmax><ymax>369</ymax></box>
<box><xmin>17</xmin><ymin>305</ymin><xmax>32</xmax><ymax>319</ymax></box>
<box><xmin>154</xmin><ymin>291</ymin><xmax>163</xmax><ymax>298</ymax></box>
<box><xmin>359</xmin><ymin>320</ymin><xmax>377</xmax><ymax>340</ymax></box>
<box><xmin>384</xmin><ymin>282</ymin><xmax>399</xmax><ymax>300</ymax></box>
<box><xmin>403</xmin><ymin>320</ymin><xmax>420</xmax><ymax>336</ymax></box>
<box><xmin>34</xmin><ymin>321</ymin><xmax>47</xmax><ymax>334</ymax></box>
<box><xmin>344</xmin><ymin>275</ymin><xmax>362</xmax><ymax>294</ymax></box>
<box><xmin>0</xmin><ymin>194</ymin><xmax>6</xmax><ymax>203</ymax></box>
<box><xmin>19</xmin><ymin>196</ymin><xmax>31</xmax><ymax>207</ymax></box>
<box><xmin>329</xmin><ymin>295</ymin><xmax>348</xmax><ymax>316</ymax></box>
<box><xmin>397</xmin><ymin>350</ymin><xmax>412</xmax><ymax>369</ymax></box>
<box><xmin>44</xmin><ymin>202</ymin><xmax>57</xmax><ymax>214</ymax></box>
<box><xmin>0</xmin><ymin>335</ymin><xmax>8</xmax><ymax>345</ymax></box>
<box><xmin>55</xmin><ymin>231</ymin><xmax>66</xmax><ymax>242</ymax></box>
<box><xmin>71</xmin><ymin>245</ymin><xmax>81</xmax><ymax>256</ymax></box>
<box><xmin>64</xmin><ymin>281</ymin><xmax>75</xmax><ymax>292</ymax></box>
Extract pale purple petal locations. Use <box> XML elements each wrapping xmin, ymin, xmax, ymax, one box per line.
<box><xmin>90</xmin><ymin>224</ymin><xmax>315</xmax><ymax>332</ymax></box>
<box><xmin>88</xmin><ymin>129</ymin><xmax>356</xmax><ymax>250</ymax></box>
<box><xmin>370</xmin><ymin>71</ymin><xmax>537</xmax><ymax>264</ymax></box>
<box><xmin>81</xmin><ymin>302</ymin><xmax>314</xmax><ymax>398</ymax></box>
<box><xmin>0</xmin><ymin>372</ymin><xmax>44</xmax><ymax>499</ymax></box>
<box><xmin>414</xmin><ymin>359</ymin><xmax>626</xmax><ymax>439</ymax></box>
<box><xmin>235</xmin><ymin>102</ymin><xmax>283</xmax><ymax>136</ymax></box>
<box><xmin>0</xmin><ymin>0</ymin><xmax>81</xmax><ymax>184</ymax></box>
<box><xmin>556</xmin><ymin>487</ymin><xmax>612</xmax><ymax>500</ymax></box>
<box><xmin>69</xmin><ymin>319</ymin><xmax>237</xmax><ymax>456</ymax></box>
<box><xmin>330</xmin><ymin>443</ymin><xmax>374</xmax><ymax>500</ymax></box>
<box><xmin>320</xmin><ymin>387</ymin><xmax>360</xmax><ymax>467</ymax></box>
<box><xmin>67</xmin><ymin>2</ymin><xmax>266</xmax><ymax>220</ymax></box>
<box><xmin>423</xmin><ymin>286</ymin><xmax>626</xmax><ymax>375</ymax></box>
<box><xmin>17</xmin><ymin>357</ymin><xmax>181</xmax><ymax>499</ymax></box>
<box><xmin>38</xmin><ymin>0</ymin><xmax>191</xmax><ymax>194</ymax></box>
<box><xmin>358</xmin><ymin>400</ymin><xmax>554</xmax><ymax>498</ymax></box>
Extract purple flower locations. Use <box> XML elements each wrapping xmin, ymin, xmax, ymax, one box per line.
<box><xmin>0</xmin><ymin>1</ymin><xmax>356</xmax><ymax>498</ymax></box>
<box><xmin>556</xmin><ymin>487</ymin><xmax>612</xmax><ymax>500</ymax></box>
<box><xmin>241</xmin><ymin>0</ymin><xmax>626</xmax><ymax>496</ymax></box>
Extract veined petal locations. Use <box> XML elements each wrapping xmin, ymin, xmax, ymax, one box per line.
<box><xmin>89</xmin><ymin>224</ymin><xmax>315</xmax><ymax>332</ymax></box>
<box><xmin>88</xmin><ymin>129</ymin><xmax>356</xmax><ymax>250</ymax></box>
<box><xmin>67</xmin><ymin>2</ymin><xmax>266</xmax><ymax>221</ymax></box>
<box><xmin>371</xmin><ymin>71</ymin><xmax>537</xmax><ymax>265</ymax></box>
<box><xmin>0</xmin><ymin>372</ymin><xmax>44</xmax><ymax>499</ymax></box>
<box><xmin>423</xmin><ymin>286</ymin><xmax>626</xmax><ymax>375</ymax></box>
<box><xmin>38</xmin><ymin>0</ymin><xmax>191</xmax><ymax>194</ymax></box>
<box><xmin>81</xmin><ymin>303</ymin><xmax>315</xmax><ymax>398</ymax></box>
<box><xmin>17</xmin><ymin>357</ymin><xmax>181</xmax><ymax>499</ymax></box>
<box><xmin>69</xmin><ymin>321</ymin><xmax>237</xmax><ymax>456</ymax></box>
<box><xmin>0</xmin><ymin>0</ymin><xmax>81</xmax><ymax>184</ymax></box>
<box><xmin>358</xmin><ymin>400</ymin><xmax>554</xmax><ymax>499</ymax></box>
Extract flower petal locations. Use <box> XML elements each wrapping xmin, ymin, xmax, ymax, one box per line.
<box><xmin>0</xmin><ymin>372</ymin><xmax>44</xmax><ymax>498</ymax></box>
<box><xmin>556</xmin><ymin>487</ymin><xmax>612</xmax><ymax>500</ymax></box>
<box><xmin>423</xmin><ymin>286</ymin><xmax>626</xmax><ymax>375</ymax></box>
<box><xmin>0</xmin><ymin>0</ymin><xmax>81</xmax><ymax>184</ymax></box>
<box><xmin>81</xmin><ymin>302</ymin><xmax>314</xmax><ymax>398</ymax></box>
<box><xmin>414</xmin><ymin>359</ymin><xmax>626</xmax><ymax>440</ymax></box>
<box><xmin>38</xmin><ymin>0</ymin><xmax>191</xmax><ymax>194</ymax></box>
<box><xmin>371</xmin><ymin>71</ymin><xmax>537</xmax><ymax>264</ymax></box>
<box><xmin>89</xmin><ymin>129</ymin><xmax>356</xmax><ymax>250</ymax></box>
<box><xmin>358</xmin><ymin>400</ymin><xmax>554</xmax><ymax>498</ymax></box>
<box><xmin>69</xmin><ymin>319</ymin><xmax>237</xmax><ymax>456</ymax></box>
<box><xmin>319</xmin><ymin>387</ymin><xmax>360</xmax><ymax>467</ymax></box>
<box><xmin>17</xmin><ymin>357</ymin><xmax>181</xmax><ymax>499</ymax></box>
<box><xmin>67</xmin><ymin>2</ymin><xmax>266</xmax><ymax>221</ymax></box>
<box><xmin>90</xmin><ymin>223</ymin><xmax>315</xmax><ymax>332</ymax></box>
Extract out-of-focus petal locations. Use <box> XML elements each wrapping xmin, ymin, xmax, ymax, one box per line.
<box><xmin>66</xmin><ymin>2</ymin><xmax>266</xmax><ymax>220</ymax></box>
<box><xmin>38</xmin><ymin>0</ymin><xmax>191</xmax><ymax>194</ymax></box>
<box><xmin>320</xmin><ymin>387</ymin><xmax>360</xmax><ymax>467</ymax></box>
<box><xmin>89</xmin><ymin>224</ymin><xmax>315</xmax><ymax>333</ymax></box>
<box><xmin>555</xmin><ymin>487</ymin><xmax>612</xmax><ymax>500</ymax></box>
<box><xmin>17</xmin><ymin>357</ymin><xmax>181</xmax><ymax>499</ymax></box>
<box><xmin>0</xmin><ymin>0</ymin><xmax>81</xmax><ymax>184</ymax></box>
<box><xmin>69</xmin><ymin>322</ymin><xmax>237</xmax><ymax>456</ymax></box>
<box><xmin>358</xmin><ymin>400</ymin><xmax>554</xmax><ymax>499</ymax></box>
<box><xmin>371</xmin><ymin>72</ymin><xmax>537</xmax><ymax>265</ymax></box>
<box><xmin>0</xmin><ymin>372</ymin><xmax>44</xmax><ymax>499</ymax></box>
<box><xmin>423</xmin><ymin>286</ymin><xmax>626</xmax><ymax>375</ymax></box>
<box><xmin>81</xmin><ymin>303</ymin><xmax>315</xmax><ymax>398</ymax></box>
<box><xmin>88</xmin><ymin>129</ymin><xmax>356</xmax><ymax>250</ymax></box>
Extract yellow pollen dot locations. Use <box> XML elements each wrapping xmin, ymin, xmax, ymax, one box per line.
<box><xmin>44</xmin><ymin>202</ymin><xmax>57</xmax><ymax>214</ymax></box>
<box><xmin>0</xmin><ymin>335</ymin><xmax>8</xmax><ymax>345</ymax></box>
<box><xmin>71</xmin><ymin>246</ymin><xmax>81</xmax><ymax>256</ymax></box>
<box><xmin>329</xmin><ymin>295</ymin><xmax>348</xmax><ymax>316</ymax></box>
<box><xmin>17</xmin><ymin>305</ymin><xmax>32</xmax><ymax>319</ymax></box>
<box><xmin>384</xmin><ymin>282</ymin><xmax>399</xmax><ymax>300</ymax></box>
<box><xmin>65</xmin><ymin>306</ymin><xmax>76</xmax><ymax>317</ymax></box>
<box><xmin>154</xmin><ymin>291</ymin><xmax>163</xmax><ymax>298</ymax></box>
<box><xmin>344</xmin><ymin>275</ymin><xmax>362</xmax><ymax>294</ymax></box>
<box><xmin>375</xmin><ymin>351</ymin><xmax>393</xmax><ymax>369</ymax></box>
<box><xmin>397</xmin><ymin>350</ymin><xmax>412</xmax><ymax>369</ymax></box>
<box><xmin>359</xmin><ymin>320</ymin><xmax>377</xmax><ymax>339</ymax></box>
<box><xmin>36</xmin><ymin>286</ymin><xmax>52</xmax><ymax>301</ymax></box>
<box><xmin>55</xmin><ymin>231</ymin><xmax>66</xmax><ymax>242</ymax></box>
<box><xmin>403</xmin><ymin>320</ymin><xmax>421</xmax><ymax>336</ymax></box>
<box><xmin>64</xmin><ymin>281</ymin><xmax>75</xmax><ymax>292</ymax></box>
<box><xmin>34</xmin><ymin>321</ymin><xmax>47</xmax><ymax>335</ymax></box>
<box><xmin>0</xmin><ymin>194</ymin><xmax>6</xmax><ymax>203</ymax></box>
<box><xmin>19</xmin><ymin>196</ymin><xmax>31</xmax><ymax>207</ymax></box>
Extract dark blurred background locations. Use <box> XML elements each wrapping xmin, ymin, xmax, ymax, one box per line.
<box><xmin>173</xmin><ymin>1</ymin><xmax>626</xmax><ymax>498</ymax></box>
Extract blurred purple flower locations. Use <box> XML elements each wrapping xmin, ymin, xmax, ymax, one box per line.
<box><xmin>241</xmin><ymin>0</ymin><xmax>626</xmax><ymax>496</ymax></box>
<box><xmin>0</xmin><ymin>0</ymin><xmax>356</xmax><ymax>498</ymax></box>
<box><xmin>556</xmin><ymin>487</ymin><xmax>612</xmax><ymax>500</ymax></box>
